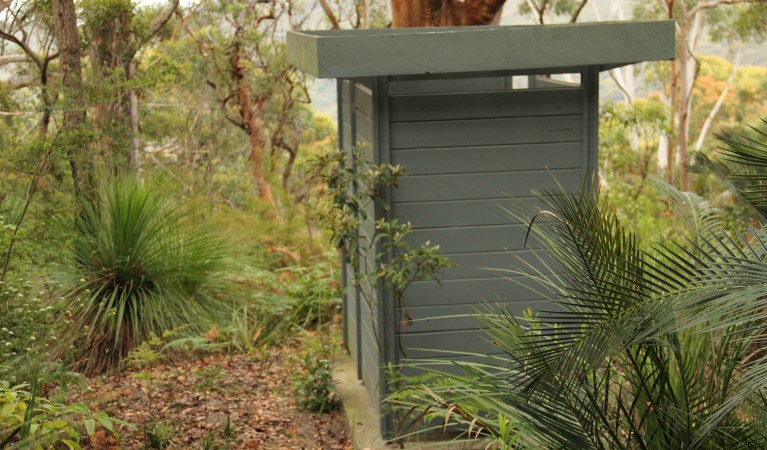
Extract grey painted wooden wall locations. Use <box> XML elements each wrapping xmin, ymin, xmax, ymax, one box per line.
<box><xmin>340</xmin><ymin>68</ymin><xmax>599</xmax><ymax>436</ymax></box>
<box><xmin>339</xmin><ymin>78</ymin><xmax>385</xmax><ymax>418</ymax></box>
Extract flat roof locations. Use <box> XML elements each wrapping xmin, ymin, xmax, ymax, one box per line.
<box><xmin>287</xmin><ymin>20</ymin><xmax>674</xmax><ymax>79</ymax></box>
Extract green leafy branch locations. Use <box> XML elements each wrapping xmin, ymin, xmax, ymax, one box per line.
<box><xmin>316</xmin><ymin>148</ymin><xmax>453</xmax><ymax>349</ymax></box>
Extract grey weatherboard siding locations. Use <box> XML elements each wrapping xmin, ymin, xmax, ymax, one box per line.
<box><xmin>287</xmin><ymin>21</ymin><xmax>675</xmax><ymax>439</ymax></box>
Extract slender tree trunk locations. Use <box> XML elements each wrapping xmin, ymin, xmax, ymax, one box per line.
<box><xmin>666</xmin><ymin>0</ymin><xmax>676</xmax><ymax>185</ymax></box>
<box><xmin>52</xmin><ymin>0</ymin><xmax>96</xmax><ymax>211</ymax></box>
<box><xmin>677</xmin><ymin>17</ymin><xmax>689</xmax><ymax>191</ymax></box>
<box><xmin>230</xmin><ymin>43</ymin><xmax>274</xmax><ymax>205</ymax></box>
<box><xmin>129</xmin><ymin>60</ymin><xmax>141</xmax><ymax>169</ymax></box>
<box><xmin>246</xmin><ymin>105</ymin><xmax>274</xmax><ymax>206</ymax></box>
<box><xmin>38</xmin><ymin>63</ymin><xmax>51</xmax><ymax>138</ymax></box>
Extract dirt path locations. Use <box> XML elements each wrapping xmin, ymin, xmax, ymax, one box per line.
<box><xmin>67</xmin><ymin>346</ymin><xmax>352</xmax><ymax>449</ymax></box>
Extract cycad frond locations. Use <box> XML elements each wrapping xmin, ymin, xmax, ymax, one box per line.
<box><xmin>651</xmin><ymin>175</ymin><xmax>724</xmax><ymax>237</ymax></box>
<box><xmin>696</xmin><ymin>119</ymin><xmax>767</xmax><ymax>220</ymax></box>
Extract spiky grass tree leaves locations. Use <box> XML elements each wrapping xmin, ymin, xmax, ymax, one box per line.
<box><xmin>60</xmin><ymin>177</ymin><xmax>231</xmax><ymax>374</ymax></box>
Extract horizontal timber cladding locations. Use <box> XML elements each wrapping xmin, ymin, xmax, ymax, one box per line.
<box><xmin>391</xmin><ymin>197</ymin><xmax>546</xmax><ymax>228</ymax></box>
<box><xmin>388</xmin><ymin>76</ymin><xmax>509</xmax><ymax>95</ymax></box>
<box><xmin>400</xmin><ymin>354</ymin><xmax>508</xmax><ymax>378</ymax></box>
<box><xmin>354</xmin><ymin>83</ymin><xmax>373</xmax><ymax>116</ymax></box>
<box><xmin>355</xmin><ymin>111</ymin><xmax>373</xmax><ymax>144</ymax></box>
<box><xmin>398</xmin><ymin>328</ymin><xmax>504</xmax><ymax>359</ymax></box>
<box><xmin>398</xmin><ymin>223</ymin><xmax>549</xmax><ymax>255</ymax></box>
<box><xmin>390</xmin><ymin>115</ymin><xmax>582</xmax><ymax>150</ymax></box>
<box><xmin>392</xmin><ymin>142</ymin><xmax>582</xmax><ymax>176</ymax></box>
<box><xmin>403</xmin><ymin>275</ymin><xmax>555</xmax><ymax>307</ymax></box>
<box><xmin>399</xmin><ymin>299</ymin><xmax>551</xmax><ymax>334</ymax></box>
<box><xmin>391</xmin><ymin>168</ymin><xmax>584</xmax><ymax>203</ymax></box>
<box><xmin>389</xmin><ymin>87</ymin><xmax>582</xmax><ymax>122</ymax></box>
<box><xmin>424</xmin><ymin>249</ymin><xmax>559</xmax><ymax>281</ymax></box>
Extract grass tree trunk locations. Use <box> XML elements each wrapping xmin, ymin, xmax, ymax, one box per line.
<box><xmin>391</xmin><ymin>0</ymin><xmax>506</xmax><ymax>27</ymax></box>
<box><xmin>52</xmin><ymin>0</ymin><xmax>97</xmax><ymax>213</ymax></box>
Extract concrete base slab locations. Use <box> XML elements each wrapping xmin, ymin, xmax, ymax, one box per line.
<box><xmin>332</xmin><ymin>352</ymin><xmax>491</xmax><ymax>449</ymax></box>
<box><xmin>333</xmin><ymin>352</ymin><xmax>392</xmax><ymax>449</ymax></box>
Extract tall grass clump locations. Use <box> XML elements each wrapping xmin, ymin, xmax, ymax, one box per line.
<box><xmin>60</xmin><ymin>177</ymin><xmax>231</xmax><ymax>374</ymax></box>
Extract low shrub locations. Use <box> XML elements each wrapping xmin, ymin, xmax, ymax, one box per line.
<box><xmin>292</xmin><ymin>337</ymin><xmax>339</xmax><ymax>414</ymax></box>
<box><xmin>0</xmin><ymin>279</ymin><xmax>75</xmax><ymax>386</ymax></box>
<box><xmin>0</xmin><ymin>380</ymin><xmax>127</xmax><ymax>449</ymax></box>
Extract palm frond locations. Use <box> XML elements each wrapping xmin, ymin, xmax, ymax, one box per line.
<box><xmin>650</xmin><ymin>175</ymin><xmax>724</xmax><ymax>238</ymax></box>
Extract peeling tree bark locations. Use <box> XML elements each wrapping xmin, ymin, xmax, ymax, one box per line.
<box><xmin>230</xmin><ymin>42</ymin><xmax>275</xmax><ymax>206</ymax></box>
<box><xmin>391</xmin><ymin>0</ymin><xmax>506</xmax><ymax>27</ymax></box>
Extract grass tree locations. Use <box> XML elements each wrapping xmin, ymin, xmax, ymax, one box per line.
<box><xmin>59</xmin><ymin>177</ymin><xmax>232</xmax><ymax>374</ymax></box>
<box><xmin>394</xmin><ymin>120</ymin><xmax>767</xmax><ymax>448</ymax></box>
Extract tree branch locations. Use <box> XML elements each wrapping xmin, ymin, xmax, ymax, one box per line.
<box><xmin>570</xmin><ymin>0</ymin><xmax>589</xmax><ymax>22</ymax></box>
<box><xmin>6</xmin><ymin>78</ymin><xmax>36</xmax><ymax>89</ymax></box>
<box><xmin>689</xmin><ymin>0</ymin><xmax>762</xmax><ymax>17</ymax></box>
<box><xmin>694</xmin><ymin>44</ymin><xmax>742</xmax><ymax>151</ymax></box>
<box><xmin>0</xmin><ymin>29</ymin><xmax>42</xmax><ymax>68</ymax></box>
<box><xmin>608</xmin><ymin>69</ymin><xmax>634</xmax><ymax>104</ymax></box>
<box><xmin>176</xmin><ymin>10</ymin><xmax>212</xmax><ymax>52</ymax></box>
<box><xmin>0</xmin><ymin>54</ymin><xmax>29</xmax><ymax>66</ymax></box>
<box><xmin>318</xmin><ymin>0</ymin><xmax>341</xmax><ymax>29</ymax></box>
<box><xmin>146</xmin><ymin>0</ymin><xmax>180</xmax><ymax>42</ymax></box>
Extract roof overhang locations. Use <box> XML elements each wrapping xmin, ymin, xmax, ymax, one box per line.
<box><xmin>287</xmin><ymin>20</ymin><xmax>675</xmax><ymax>79</ymax></box>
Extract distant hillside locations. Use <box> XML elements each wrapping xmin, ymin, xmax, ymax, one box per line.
<box><xmin>307</xmin><ymin>78</ymin><xmax>338</xmax><ymax>120</ymax></box>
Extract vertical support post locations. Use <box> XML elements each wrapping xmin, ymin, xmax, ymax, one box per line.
<box><xmin>585</xmin><ymin>66</ymin><xmax>600</xmax><ymax>180</ymax></box>
<box><xmin>349</xmin><ymin>82</ymin><xmax>364</xmax><ymax>382</ymax></box>
<box><xmin>338</xmin><ymin>79</ymin><xmax>349</xmax><ymax>350</ymax></box>
<box><xmin>374</xmin><ymin>75</ymin><xmax>397</xmax><ymax>440</ymax></box>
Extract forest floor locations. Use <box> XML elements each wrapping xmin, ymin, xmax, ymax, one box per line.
<box><xmin>64</xmin><ymin>342</ymin><xmax>352</xmax><ymax>450</ymax></box>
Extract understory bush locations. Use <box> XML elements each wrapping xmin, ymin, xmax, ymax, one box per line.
<box><xmin>0</xmin><ymin>380</ymin><xmax>126</xmax><ymax>449</ymax></box>
<box><xmin>292</xmin><ymin>336</ymin><xmax>339</xmax><ymax>414</ymax></box>
<box><xmin>0</xmin><ymin>280</ymin><xmax>76</xmax><ymax>386</ymax></box>
<box><xmin>58</xmin><ymin>176</ymin><xmax>234</xmax><ymax>374</ymax></box>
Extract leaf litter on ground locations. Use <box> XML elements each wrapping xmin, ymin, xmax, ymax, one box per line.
<box><xmin>64</xmin><ymin>343</ymin><xmax>352</xmax><ymax>449</ymax></box>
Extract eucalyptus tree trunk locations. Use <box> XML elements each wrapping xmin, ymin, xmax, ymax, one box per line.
<box><xmin>391</xmin><ymin>0</ymin><xmax>506</xmax><ymax>27</ymax></box>
<box><xmin>52</xmin><ymin>0</ymin><xmax>97</xmax><ymax>212</ymax></box>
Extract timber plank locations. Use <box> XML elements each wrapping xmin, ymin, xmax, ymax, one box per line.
<box><xmin>402</xmin><ymin>275</ymin><xmax>561</xmax><ymax>307</ymax></box>
<box><xmin>390</xmin><ymin>88</ymin><xmax>582</xmax><ymax>122</ymax></box>
<box><xmin>391</xmin><ymin>168</ymin><xmax>584</xmax><ymax>202</ymax></box>
<box><xmin>391</xmin><ymin>142</ymin><xmax>583</xmax><ymax>175</ymax></box>
<box><xmin>390</xmin><ymin>115</ymin><xmax>582</xmax><ymax>150</ymax></box>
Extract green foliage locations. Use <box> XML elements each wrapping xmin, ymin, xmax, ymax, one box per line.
<box><xmin>125</xmin><ymin>332</ymin><xmax>169</xmax><ymax>370</ymax></box>
<box><xmin>317</xmin><ymin>149</ymin><xmax>453</xmax><ymax>304</ymax></box>
<box><xmin>395</xmin><ymin>173</ymin><xmax>767</xmax><ymax>447</ymax></box>
<box><xmin>0</xmin><ymin>280</ymin><xmax>73</xmax><ymax>385</ymax></box>
<box><xmin>59</xmin><ymin>176</ymin><xmax>234</xmax><ymax>374</ymax></box>
<box><xmin>292</xmin><ymin>337</ymin><xmax>338</xmax><ymax>414</ymax></box>
<box><xmin>282</xmin><ymin>255</ymin><xmax>341</xmax><ymax>330</ymax></box>
<box><xmin>141</xmin><ymin>420</ymin><xmax>172</xmax><ymax>450</ymax></box>
<box><xmin>599</xmin><ymin>99</ymin><xmax>677</xmax><ymax>247</ymax></box>
<box><xmin>394</xmin><ymin>120</ymin><xmax>767</xmax><ymax>447</ymax></box>
<box><xmin>0</xmin><ymin>381</ymin><xmax>127</xmax><ymax>449</ymax></box>
<box><xmin>697</xmin><ymin>119</ymin><xmax>767</xmax><ymax>221</ymax></box>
